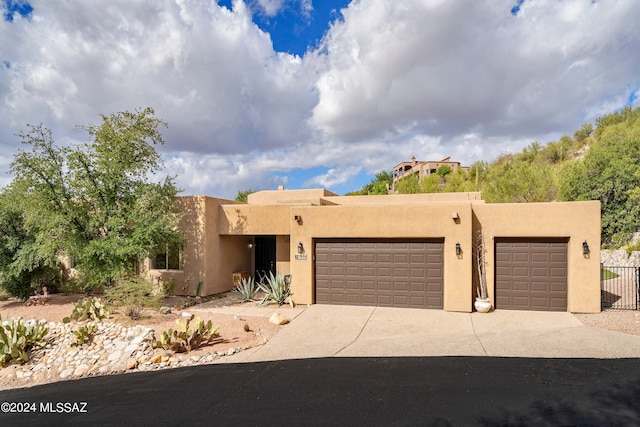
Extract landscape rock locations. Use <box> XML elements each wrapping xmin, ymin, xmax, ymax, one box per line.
<box><xmin>269</xmin><ymin>312</ymin><xmax>289</xmax><ymax>325</ymax></box>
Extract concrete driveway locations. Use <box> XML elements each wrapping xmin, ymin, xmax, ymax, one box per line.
<box><xmin>200</xmin><ymin>304</ymin><xmax>640</xmax><ymax>363</ymax></box>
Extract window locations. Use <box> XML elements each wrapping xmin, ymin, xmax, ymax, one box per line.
<box><xmin>151</xmin><ymin>244</ymin><xmax>183</xmax><ymax>270</ymax></box>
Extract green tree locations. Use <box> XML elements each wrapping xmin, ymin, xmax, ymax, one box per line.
<box><xmin>483</xmin><ymin>160</ymin><xmax>557</xmax><ymax>203</ymax></box>
<box><xmin>346</xmin><ymin>170</ymin><xmax>393</xmax><ymax>195</ymax></box>
<box><xmin>559</xmin><ymin>107</ymin><xmax>640</xmax><ymax>246</ymax></box>
<box><xmin>235</xmin><ymin>189</ymin><xmax>254</xmax><ymax>203</ymax></box>
<box><xmin>0</xmin><ymin>186</ymin><xmax>63</xmax><ymax>298</ymax></box>
<box><xmin>395</xmin><ymin>173</ymin><xmax>421</xmax><ymax>194</ymax></box>
<box><xmin>574</xmin><ymin>123</ymin><xmax>594</xmax><ymax>142</ymax></box>
<box><xmin>9</xmin><ymin>108</ymin><xmax>182</xmax><ymax>290</ymax></box>
<box><xmin>419</xmin><ymin>173</ymin><xmax>442</xmax><ymax>193</ymax></box>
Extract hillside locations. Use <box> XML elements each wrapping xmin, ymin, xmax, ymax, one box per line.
<box><xmin>349</xmin><ymin>106</ymin><xmax>640</xmax><ymax>247</ymax></box>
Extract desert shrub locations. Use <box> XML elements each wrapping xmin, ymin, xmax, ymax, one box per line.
<box><xmin>63</xmin><ymin>297</ymin><xmax>110</xmax><ymax>323</ymax></box>
<box><xmin>257</xmin><ymin>272</ymin><xmax>292</xmax><ymax>306</ymax></box>
<box><xmin>0</xmin><ymin>264</ymin><xmax>63</xmax><ymax>300</ymax></box>
<box><xmin>233</xmin><ymin>276</ymin><xmax>257</xmax><ymax>302</ymax></box>
<box><xmin>152</xmin><ymin>314</ymin><xmax>219</xmax><ymax>353</ymax></box>
<box><xmin>162</xmin><ymin>278</ymin><xmax>176</xmax><ymax>297</ymax></box>
<box><xmin>0</xmin><ymin>316</ymin><xmax>49</xmax><ymax>366</ymax></box>
<box><xmin>59</xmin><ymin>277</ymin><xmax>84</xmax><ymax>295</ymax></box>
<box><xmin>104</xmin><ymin>278</ymin><xmax>161</xmax><ymax>320</ymax></box>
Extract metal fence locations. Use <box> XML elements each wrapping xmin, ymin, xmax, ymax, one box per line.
<box><xmin>601</xmin><ymin>265</ymin><xmax>640</xmax><ymax>310</ymax></box>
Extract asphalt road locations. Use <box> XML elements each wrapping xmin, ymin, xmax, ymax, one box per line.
<box><xmin>1</xmin><ymin>357</ymin><xmax>640</xmax><ymax>426</ymax></box>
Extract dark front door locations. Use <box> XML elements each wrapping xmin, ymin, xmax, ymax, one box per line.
<box><xmin>255</xmin><ymin>235</ymin><xmax>276</xmax><ymax>281</ymax></box>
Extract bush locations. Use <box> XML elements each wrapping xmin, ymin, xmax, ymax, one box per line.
<box><xmin>258</xmin><ymin>272</ymin><xmax>292</xmax><ymax>306</ymax></box>
<box><xmin>152</xmin><ymin>314</ymin><xmax>219</xmax><ymax>353</ymax></box>
<box><xmin>233</xmin><ymin>276</ymin><xmax>258</xmax><ymax>302</ymax></box>
<box><xmin>0</xmin><ymin>316</ymin><xmax>49</xmax><ymax>366</ymax></box>
<box><xmin>63</xmin><ymin>297</ymin><xmax>110</xmax><ymax>323</ymax></box>
<box><xmin>104</xmin><ymin>278</ymin><xmax>161</xmax><ymax>320</ymax></box>
<box><xmin>0</xmin><ymin>264</ymin><xmax>63</xmax><ymax>300</ymax></box>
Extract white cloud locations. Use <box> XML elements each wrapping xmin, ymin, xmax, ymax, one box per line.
<box><xmin>311</xmin><ymin>0</ymin><xmax>640</xmax><ymax>143</ymax></box>
<box><xmin>255</xmin><ymin>0</ymin><xmax>286</xmax><ymax>17</ymax></box>
<box><xmin>0</xmin><ymin>0</ymin><xmax>317</xmax><ymax>157</ymax></box>
<box><xmin>303</xmin><ymin>165</ymin><xmax>361</xmax><ymax>188</ymax></box>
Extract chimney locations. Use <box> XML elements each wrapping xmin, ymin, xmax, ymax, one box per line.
<box><xmin>411</xmin><ymin>156</ymin><xmax>417</xmax><ymax>166</ymax></box>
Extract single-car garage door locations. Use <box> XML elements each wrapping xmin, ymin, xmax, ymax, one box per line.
<box><xmin>495</xmin><ymin>238</ymin><xmax>568</xmax><ymax>311</ymax></box>
<box><xmin>315</xmin><ymin>239</ymin><xmax>443</xmax><ymax>309</ymax></box>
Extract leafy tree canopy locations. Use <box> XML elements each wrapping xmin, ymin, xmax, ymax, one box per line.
<box><xmin>345</xmin><ymin>170</ymin><xmax>393</xmax><ymax>195</ymax></box>
<box><xmin>6</xmin><ymin>107</ymin><xmax>182</xmax><ymax>292</ymax></box>
<box><xmin>235</xmin><ymin>189</ymin><xmax>254</xmax><ymax>203</ymax></box>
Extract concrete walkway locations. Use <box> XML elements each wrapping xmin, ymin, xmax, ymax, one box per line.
<box><xmin>192</xmin><ymin>302</ymin><xmax>640</xmax><ymax>362</ymax></box>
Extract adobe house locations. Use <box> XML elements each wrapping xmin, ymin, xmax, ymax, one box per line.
<box><xmin>391</xmin><ymin>156</ymin><xmax>471</xmax><ymax>192</ymax></box>
<box><xmin>145</xmin><ymin>188</ymin><xmax>601</xmax><ymax>313</ymax></box>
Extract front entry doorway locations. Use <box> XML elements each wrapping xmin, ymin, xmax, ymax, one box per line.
<box><xmin>255</xmin><ymin>235</ymin><xmax>276</xmax><ymax>281</ymax></box>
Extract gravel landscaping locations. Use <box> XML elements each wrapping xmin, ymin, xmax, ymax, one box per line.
<box><xmin>0</xmin><ymin>294</ymin><xmax>282</xmax><ymax>391</ymax></box>
<box><xmin>573</xmin><ymin>309</ymin><xmax>640</xmax><ymax>336</ymax></box>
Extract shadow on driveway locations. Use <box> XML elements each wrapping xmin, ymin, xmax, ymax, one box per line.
<box><xmin>1</xmin><ymin>357</ymin><xmax>640</xmax><ymax>426</ymax></box>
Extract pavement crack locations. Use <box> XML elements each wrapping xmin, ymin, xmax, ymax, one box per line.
<box><xmin>332</xmin><ymin>307</ymin><xmax>376</xmax><ymax>357</ymax></box>
<box><xmin>470</xmin><ymin>314</ymin><xmax>489</xmax><ymax>356</ymax></box>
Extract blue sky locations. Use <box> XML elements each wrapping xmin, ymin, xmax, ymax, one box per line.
<box><xmin>1</xmin><ymin>0</ymin><xmax>639</xmax><ymax>198</ymax></box>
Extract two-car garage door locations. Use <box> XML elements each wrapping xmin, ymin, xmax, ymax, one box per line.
<box><xmin>315</xmin><ymin>239</ymin><xmax>443</xmax><ymax>309</ymax></box>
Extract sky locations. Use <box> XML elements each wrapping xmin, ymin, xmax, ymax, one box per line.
<box><xmin>1</xmin><ymin>0</ymin><xmax>639</xmax><ymax>199</ymax></box>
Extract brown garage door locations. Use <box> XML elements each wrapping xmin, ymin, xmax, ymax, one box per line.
<box><xmin>315</xmin><ymin>239</ymin><xmax>443</xmax><ymax>309</ymax></box>
<box><xmin>495</xmin><ymin>238</ymin><xmax>568</xmax><ymax>311</ymax></box>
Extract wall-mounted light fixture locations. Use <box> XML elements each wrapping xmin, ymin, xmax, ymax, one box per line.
<box><xmin>455</xmin><ymin>242</ymin><xmax>461</xmax><ymax>256</ymax></box>
<box><xmin>452</xmin><ymin>212</ymin><xmax>460</xmax><ymax>223</ymax></box>
<box><xmin>294</xmin><ymin>215</ymin><xmax>302</xmax><ymax>224</ymax></box>
<box><xmin>297</xmin><ymin>242</ymin><xmax>304</xmax><ymax>254</ymax></box>
<box><xmin>582</xmin><ymin>240</ymin><xmax>590</xmax><ymax>255</ymax></box>
<box><xmin>247</xmin><ymin>242</ymin><xmax>254</xmax><ymax>250</ymax></box>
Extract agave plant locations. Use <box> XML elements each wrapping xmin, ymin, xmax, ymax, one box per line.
<box><xmin>233</xmin><ymin>276</ymin><xmax>258</xmax><ymax>302</ymax></box>
<box><xmin>257</xmin><ymin>272</ymin><xmax>292</xmax><ymax>306</ymax></box>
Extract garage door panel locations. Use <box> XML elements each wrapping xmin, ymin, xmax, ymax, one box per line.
<box><xmin>377</xmin><ymin>254</ymin><xmax>392</xmax><ymax>263</ymax></box>
<box><xmin>377</xmin><ymin>267</ymin><xmax>392</xmax><ymax>277</ymax></box>
<box><xmin>513</xmin><ymin>253</ymin><xmax>530</xmax><ymax>262</ymax></box>
<box><xmin>495</xmin><ymin>239</ymin><xmax>567</xmax><ymax>311</ymax></box>
<box><xmin>315</xmin><ymin>239</ymin><xmax>443</xmax><ymax>309</ymax></box>
<box><xmin>361</xmin><ymin>254</ymin><xmax>375</xmax><ymax>262</ymax></box>
<box><xmin>378</xmin><ymin>281</ymin><xmax>392</xmax><ymax>291</ymax></box>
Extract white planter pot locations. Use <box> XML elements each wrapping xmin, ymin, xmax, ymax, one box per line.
<box><xmin>474</xmin><ymin>298</ymin><xmax>492</xmax><ymax>313</ymax></box>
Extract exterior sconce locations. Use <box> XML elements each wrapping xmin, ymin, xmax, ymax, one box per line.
<box><xmin>582</xmin><ymin>241</ymin><xmax>590</xmax><ymax>255</ymax></box>
<box><xmin>294</xmin><ymin>215</ymin><xmax>302</xmax><ymax>224</ymax></box>
<box><xmin>247</xmin><ymin>242</ymin><xmax>253</xmax><ymax>250</ymax></box>
<box><xmin>455</xmin><ymin>242</ymin><xmax>461</xmax><ymax>256</ymax></box>
<box><xmin>297</xmin><ymin>242</ymin><xmax>304</xmax><ymax>254</ymax></box>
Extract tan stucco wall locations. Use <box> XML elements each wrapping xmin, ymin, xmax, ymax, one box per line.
<box><xmin>147</xmin><ymin>196</ymin><xmax>252</xmax><ymax>296</ymax></box>
<box><xmin>146</xmin><ymin>196</ymin><xmax>206</xmax><ymax>295</ymax></box>
<box><xmin>323</xmin><ymin>192</ymin><xmax>482</xmax><ymax>206</ymax></box>
<box><xmin>248</xmin><ymin>188</ymin><xmax>338</xmax><ymax>205</ymax></box>
<box><xmin>287</xmin><ymin>203</ymin><xmax>474</xmax><ymax>311</ymax></box>
<box><xmin>219</xmin><ymin>205</ymin><xmax>291</xmax><ymax>235</ymax></box>
<box><xmin>471</xmin><ymin>201</ymin><xmax>601</xmax><ymax>313</ymax></box>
